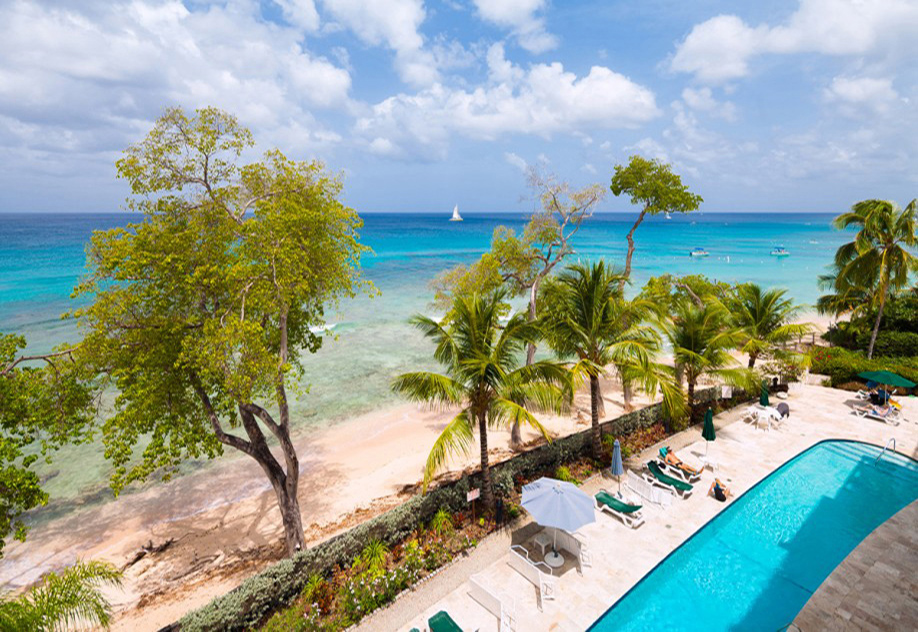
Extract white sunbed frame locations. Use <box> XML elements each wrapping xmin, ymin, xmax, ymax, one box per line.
<box><xmin>469</xmin><ymin>575</ymin><xmax>516</xmax><ymax>632</ymax></box>
<box><xmin>626</xmin><ymin>470</ymin><xmax>673</xmax><ymax>507</ymax></box>
<box><xmin>853</xmin><ymin>405</ymin><xmax>901</xmax><ymax>426</ymax></box>
<box><xmin>642</xmin><ymin>464</ymin><xmax>694</xmax><ymax>499</ymax></box>
<box><xmin>507</xmin><ymin>546</ymin><xmax>557</xmax><ymax>611</ymax></box>
<box><xmin>594</xmin><ymin>488</ymin><xmax>646</xmax><ymax>529</ymax></box>
<box><xmin>655</xmin><ymin>456</ymin><xmax>703</xmax><ymax>484</ymax></box>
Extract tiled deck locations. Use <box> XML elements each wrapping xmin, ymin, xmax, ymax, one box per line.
<box><xmin>355</xmin><ymin>384</ymin><xmax>917</xmax><ymax>632</ymax></box>
<box><xmin>794</xmin><ymin>499</ymin><xmax>918</xmax><ymax>631</ymax></box>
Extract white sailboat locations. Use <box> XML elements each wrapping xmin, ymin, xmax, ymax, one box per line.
<box><xmin>665</xmin><ymin>212</ymin><xmax>672</xmax><ymax>220</ymax></box>
<box><xmin>450</xmin><ymin>204</ymin><xmax>463</xmax><ymax>222</ymax></box>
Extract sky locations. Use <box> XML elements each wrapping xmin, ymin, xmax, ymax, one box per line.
<box><xmin>0</xmin><ymin>0</ymin><xmax>916</xmax><ymax>214</ymax></box>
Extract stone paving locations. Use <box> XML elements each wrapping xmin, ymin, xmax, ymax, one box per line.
<box><xmin>365</xmin><ymin>384</ymin><xmax>917</xmax><ymax>632</ymax></box>
<box><xmin>794</xmin><ymin>499</ymin><xmax>918</xmax><ymax>631</ymax></box>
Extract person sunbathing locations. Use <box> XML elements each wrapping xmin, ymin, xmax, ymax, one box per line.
<box><xmin>708</xmin><ymin>478</ymin><xmax>732</xmax><ymax>502</ymax></box>
<box><xmin>663</xmin><ymin>447</ymin><xmax>702</xmax><ymax>476</ymax></box>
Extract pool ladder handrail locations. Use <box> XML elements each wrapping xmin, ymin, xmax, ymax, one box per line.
<box><xmin>875</xmin><ymin>438</ymin><xmax>896</xmax><ymax>465</ymax></box>
<box><xmin>777</xmin><ymin>623</ymin><xmax>802</xmax><ymax>632</ymax></box>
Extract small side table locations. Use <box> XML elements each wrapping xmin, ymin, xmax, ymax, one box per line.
<box><xmin>699</xmin><ymin>456</ymin><xmax>719</xmax><ymax>473</ymax></box>
<box><xmin>533</xmin><ymin>531</ymin><xmax>552</xmax><ymax>556</ymax></box>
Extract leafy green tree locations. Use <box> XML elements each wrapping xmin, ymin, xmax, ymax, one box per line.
<box><xmin>664</xmin><ymin>300</ymin><xmax>756</xmax><ymax>422</ymax></box>
<box><xmin>639</xmin><ymin>273</ymin><xmax>735</xmax><ymax>311</ymax></box>
<box><xmin>610</xmin><ymin>155</ymin><xmax>703</xmax><ymax>291</ymax></box>
<box><xmin>830</xmin><ymin>199</ymin><xmax>918</xmax><ymax>358</ymax></box>
<box><xmin>391</xmin><ymin>292</ymin><xmax>570</xmax><ymax>509</ymax></box>
<box><xmin>0</xmin><ymin>335</ymin><xmax>95</xmax><ymax>557</ymax></box>
<box><xmin>728</xmin><ymin>284</ymin><xmax>813</xmax><ymax>368</ymax></box>
<box><xmin>72</xmin><ymin>107</ymin><xmax>370</xmax><ymax>555</ymax></box>
<box><xmin>431</xmin><ymin>170</ymin><xmax>605</xmax><ymax>447</ymax></box>
<box><xmin>540</xmin><ymin>262</ymin><xmax>683</xmax><ymax>458</ymax></box>
<box><xmin>0</xmin><ymin>559</ymin><xmax>121</xmax><ymax>631</ymax></box>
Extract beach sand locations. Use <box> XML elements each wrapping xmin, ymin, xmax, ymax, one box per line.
<box><xmin>1</xmin><ymin>373</ymin><xmax>653</xmax><ymax>630</ymax></box>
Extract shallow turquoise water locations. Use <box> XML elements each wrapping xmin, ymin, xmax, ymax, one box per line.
<box><xmin>589</xmin><ymin>441</ymin><xmax>918</xmax><ymax>632</ymax></box>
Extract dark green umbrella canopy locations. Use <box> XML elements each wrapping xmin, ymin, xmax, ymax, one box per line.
<box><xmin>702</xmin><ymin>408</ymin><xmax>716</xmax><ymax>442</ymax></box>
<box><xmin>857</xmin><ymin>370</ymin><xmax>916</xmax><ymax>389</ymax></box>
<box><xmin>759</xmin><ymin>382</ymin><xmax>769</xmax><ymax>406</ymax></box>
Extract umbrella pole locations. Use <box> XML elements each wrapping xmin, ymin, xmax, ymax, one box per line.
<box><xmin>705</xmin><ymin>440</ymin><xmax>709</xmax><ymax>456</ymax></box>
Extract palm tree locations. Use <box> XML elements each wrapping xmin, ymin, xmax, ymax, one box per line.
<box><xmin>391</xmin><ymin>292</ymin><xmax>570</xmax><ymax>509</ymax></box>
<box><xmin>831</xmin><ymin>199</ymin><xmax>918</xmax><ymax>358</ymax></box>
<box><xmin>665</xmin><ymin>300</ymin><xmax>757</xmax><ymax>421</ymax></box>
<box><xmin>729</xmin><ymin>284</ymin><xmax>813</xmax><ymax>367</ymax></box>
<box><xmin>540</xmin><ymin>262</ymin><xmax>683</xmax><ymax>459</ymax></box>
<box><xmin>0</xmin><ymin>560</ymin><xmax>122</xmax><ymax>631</ymax></box>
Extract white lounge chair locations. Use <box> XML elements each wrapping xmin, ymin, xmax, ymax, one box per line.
<box><xmin>626</xmin><ymin>470</ymin><xmax>673</xmax><ymax>507</ymax></box>
<box><xmin>853</xmin><ymin>404</ymin><xmax>901</xmax><ymax>426</ymax></box>
<box><xmin>508</xmin><ymin>546</ymin><xmax>556</xmax><ymax>611</ymax></box>
<box><xmin>594</xmin><ymin>489</ymin><xmax>645</xmax><ymax>529</ymax></box>
<box><xmin>655</xmin><ymin>448</ymin><xmax>703</xmax><ymax>483</ymax></box>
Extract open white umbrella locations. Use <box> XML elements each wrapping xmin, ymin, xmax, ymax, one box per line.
<box><xmin>521</xmin><ymin>477</ymin><xmax>595</xmax><ymax>567</ymax></box>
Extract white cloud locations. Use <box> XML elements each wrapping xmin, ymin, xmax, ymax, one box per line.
<box><xmin>824</xmin><ymin>76</ymin><xmax>900</xmax><ymax>114</ymax></box>
<box><xmin>274</xmin><ymin>0</ymin><xmax>320</xmax><ymax>31</ymax></box>
<box><xmin>581</xmin><ymin>163</ymin><xmax>597</xmax><ymax>174</ymax></box>
<box><xmin>355</xmin><ymin>43</ymin><xmax>659</xmax><ymax>159</ymax></box>
<box><xmin>504</xmin><ymin>152</ymin><xmax>528</xmax><ymax>172</ymax></box>
<box><xmin>671</xmin><ymin>0</ymin><xmax>918</xmax><ymax>83</ymax></box>
<box><xmin>681</xmin><ymin>87</ymin><xmax>737</xmax><ymax>121</ymax></box>
<box><xmin>320</xmin><ymin>0</ymin><xmax>437</xmax><ymax>86</ymax></box>
<box><xmin>472</xmin><ymin>0</ymin><xmax>557</xmax><ymax>53</ymax></box>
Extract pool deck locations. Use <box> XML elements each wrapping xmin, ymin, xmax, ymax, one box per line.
<box><xmin>794</xmin><ymin>499</ymin><xmax>918</xmax><ymax>631</ymax></box>
<box><xmin>355</xmin><ymin>384</ymin><xmax>917</xmax><ymax>632</ymax></box>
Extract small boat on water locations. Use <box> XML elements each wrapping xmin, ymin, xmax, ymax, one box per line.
<box><xmin>665</xmin><ymin>212</ymin><xmax>672</xmax><ymax>220</ymax></box>
<box><xmin>690</xmin><ymin>247</ymin><xmax>709</xmax><ymax>257</ymax></box>
<box><xmin>450</xmin><ymin>205</ymin><xmax>463</xmax><ymax>222</ymax></box>
<box><xmin>770</xmin><ymin>246</ymin><xmax>790</xmax><ymax>257</ymax></box>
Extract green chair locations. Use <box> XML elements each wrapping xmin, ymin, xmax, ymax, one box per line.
<box><xmin>645</xmin><ymin>461</ymin><xmax>693</xmax><ymax>498</ymax></box>
<box><xmin>428</xmin><ymin>610</ymin><xmax>463</xmax><ymax>632</ymax></box>
<box><xmin>595</xmin><ymin>490</ymin><xmax>645</xmax><ymax>528</ymax></box>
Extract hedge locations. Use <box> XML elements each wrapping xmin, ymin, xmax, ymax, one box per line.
<box><xmin>855</xmin><ymin>331</ymin><xmax>918</xmax><ymax>358</ymax></box>
<box><xmin>809</xmin><ymin>347</ymin><xmax>918</xmax><ymax>389</ymax></box>
<box><xmin>176</xmin><ymin>386</ymin><xmax>731</xmax><ymax>632</ymax></box>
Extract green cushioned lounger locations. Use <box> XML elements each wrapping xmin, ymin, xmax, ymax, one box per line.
<box><xmin>648</xmin><ymin>460</ymin><xmax>693</xmax><ymax>492</ymax></box>
<box><xmin>595</xmin><ymin>491</ymin><xmax>642</xmax><ymax>514</ymax></box>
<box><xmin>428</xmin><ymin>610</ymin><xmax>463</xmax><ymax>632</ymax></box>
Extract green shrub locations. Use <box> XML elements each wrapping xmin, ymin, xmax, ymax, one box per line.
<box><xmin>429</xmin><ymin>508</ymin><xmax>453</xmax><ymax>536</ymax></box>
<box><xmin>809</xmin><ymin>347</ymin><xmax>918</xmax><ymax>388</ymax></box>
<box><xmin>357</xmin><ymin>539</ymin><xmax>389</xmax><ymax>576</ymax></box>
<box><xmin>554</xmin><ymin>466</ymin><xmax>580</xmax><ymax>484</ymax></box>
<box><xmin>856</xmin><ymin>331</ymin><xmax>918</xmax><ymax>357</ymax></box>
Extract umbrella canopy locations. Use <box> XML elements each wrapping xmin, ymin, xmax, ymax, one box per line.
<box><xmin>857</xmin><ymin>370</ymin><xmax>916</xmax><ymax>389</ymax></box>
<box><xmin>611</xmin><ymin>439</ymin><xmax>624</xmax><ymax>491</ymax></box>
<box><xmin>521</xmin><ymin>477</ymin><xmax>595</xmax><ymax>534</ymax></box>
<box><xmin>702</xmin><ymin>408</ymin><xmax>716</xmax><ymax>441</ymax></box>
<box><xmin>759</xmin><ymin>382</ymin><xmax>770</xmax><ymax>406</ymax></box>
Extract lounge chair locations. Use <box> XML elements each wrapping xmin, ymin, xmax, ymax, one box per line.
<box><xmin>853</xmin><ymin>404</ymin><xmax>901</xmax><ymax>426</ymax></box>
<box><xmin>643</xmin><ymin>461</ymin><xmax>693</xmax><ymax>498</ymax></box>
<box><xmin>626</xmin><ymin>470</ymin><xmax>673</xmax><ymax>507</ymax></box>
<box><xmin>595</xmin><ymin>490</ymin><xmax>645</xmax><ymax>529</ymax></box>
<box><xmin>428</xmin><ymin>610</ymin><xmax>464</xmax><ymax>632</ymax></box>
<box><xmin>656</xmin><ymin>447</ymin><xmax>702</xmax><ymax>483</ymax></box>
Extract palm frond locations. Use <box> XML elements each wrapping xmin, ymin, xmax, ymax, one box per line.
<box><xmin>422</xmin><ymin>410</ymin><xmax>474</xmax><ymax>490</ymax></box>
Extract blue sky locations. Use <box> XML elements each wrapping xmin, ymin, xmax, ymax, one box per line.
<box><xmin>0</xmin><ymin>0</ymin><xmax>915</xmax><ymax>213</ymax></box>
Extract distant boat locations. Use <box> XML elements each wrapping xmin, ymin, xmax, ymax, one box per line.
<box><xmin>450</xmin><ymin>205</ymin><xmax>463</xmax><ymax>222</ymax></box>
<box><xmin>665</xmin><ymin>212</ymin><xmax>672</xmax><ymax>220</ymax></box>
<box><xmin>770</xmin><ymin>246</ymin><xmax>790</xmax><ymax>257</ymax></box>
<box><xmin>690</xmin><ymin>247</ymin><xmax>709</xmax><ymax>257</ymax></box>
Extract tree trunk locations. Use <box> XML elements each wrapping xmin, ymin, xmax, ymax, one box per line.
<box><xmin>595</xmin><ymin>378</ymin><xmax>606</xmax><ymax>418</ymax></box>
<box><xmin>619</xmin><ymin>208</ymin><xmax>648</xmax><ymax>292</ymax></box>
<box><xmin>622</xmin><ymin>379</ymin><xmax>634</xmax><ymax>412</ymax></box>
<box><xmin>747</xmin><ymin>354</ymin><xmax>756</xmax><ymax>368</ymax></box>
<box><xmin>867</xmin><ymin>286</ymin><xmax>889</xmax><ymax>359</ymax></box>
<box><xmin>589</xmin><ymin>374</ymin><xmax>602</xmax><ymax>460</ymax></box>
<box><xmin>687</xmin><ymin>380</ymin><xmax>696</xmax><ymax>424</ymax></box>
<box><xmin>511</xmin><ymin>279</ymin><xmax>540</xmax><ymax>449</ymax></box>
<box><xmin>478</xmin><ymin>410</ymin><xmax>493</xmax><ymax>511</ymax></box>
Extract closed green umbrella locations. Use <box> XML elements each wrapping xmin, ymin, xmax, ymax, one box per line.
<box><xmin>857</xmin><ymin>370</ymin><xmax>916</xmax><ymax>389</ymax></box>
<box><xmin>759</xmin><ymin>381</ymin><xmax>769</xmax><ymax>407</ymax></box>
<box><xmin>702</xmin><ymin>408</ymin><xmax>715</xmax><ymax>455</ymax></box>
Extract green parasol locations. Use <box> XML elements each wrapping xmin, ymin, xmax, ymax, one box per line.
<box><xmin>759</xmin><ymin>381</ymin><xmax>769</xmax><ymax>407</ymax></box>
<box><xmin>857</xmin><ymin>370</ymin><xmax>916</xmax><ymax>389</ymax></box>
<box><xmin>702</xmin><ymin>408</ymin><xmax>715</xmax><ymax>455</ymax></box>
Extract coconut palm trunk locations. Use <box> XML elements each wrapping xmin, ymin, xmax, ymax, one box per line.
<box><xmin>589</xmin><ymin>373</ymin><xmax>602</xmax><ymax>459</ymax></box>
<box><xmin>866</xmin><ymin>285</ymin><xmax>889</xmax><ymax>359</ymax></box>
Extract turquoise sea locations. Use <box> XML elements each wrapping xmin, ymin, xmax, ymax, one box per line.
<box><xmin>0</xmin><ymin>211</ymin><xmax>846</xmax><ymax>508</ymax></box>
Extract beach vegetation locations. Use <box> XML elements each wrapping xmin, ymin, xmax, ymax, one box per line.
<box><xmin>429</xmin><ymin>508</ymin><xmax>453</xmax><ymax>535</ymax></box>
<box><xmin>0</xmin><ymin>334</ymin><xmax>96</xmax><ymax>556</ymax></box>
<box><xmin>539</xmin><ymin>261</ymin><xmax>683</xmax><ymax>458</ymax></box>
<box><xmin>391</xmin><ymin>291</ymin><xmax>571</xmax><ymax>509</ymax></box>
<box><xmin>431</xmin><ymin>169</ymin><xmax>605</xmax><ymax>447</ymax></box>
<box><xmin>664</xmin><ymin>300</ymin><xmax>758</xmax><ymax>423</ymax></box>
<box><xmin>639</xmin><ymin>273</ymin><xmax>734</xmax><ymax>311</ymax></box>
<box><xmin>808</xmin><ymin>347</ymin><xmax>918</xmax><ymax>390</ymax></box>
<box><xmin>70</xmin><ymin>107</ymin><xmax>371</xmax><ymax>556</ymax></box>
<box><xmin>0</xmin><ymin>559</ymin><xmax>122</xmax><ymax>631</ymax></box>
<box><xmin>726</xmin><ymin>284</ymin><xmax>813</xmax><ymax>368</ymax></box>
<box><xmin>609</xmin><ymin>155</ymin><xmax>703</xmax><ymax>290</ymax></box>
<box><xmin>825</xmin><ymin>199</ymin><xmax>918</xmax><ymax>358</ymax></box>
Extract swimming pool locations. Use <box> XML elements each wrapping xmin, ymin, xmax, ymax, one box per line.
<box><xmin>589</xmin><ymin>440</ymin><xmax>918</xmax><ymax>631</ymax></box>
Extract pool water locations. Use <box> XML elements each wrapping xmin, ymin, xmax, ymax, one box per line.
<box><xmin>589</xmin><ymin>440</ymin><xmax>918</xmax><ymax>631</ymax></box>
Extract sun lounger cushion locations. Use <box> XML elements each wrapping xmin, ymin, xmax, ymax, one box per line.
<box><xmin>596</xmin><ymin>491</ymin><xmax>642</xmax><ymax>514</ymax></box>
<box><xmin>429</xmin><ymin>610</ymin><xmax>463</xmax><ymax>632</ymax></box>
<box><xmin>647</xmin><ymin>461</ymin><xmax>693</xmax><ymax>492</ymax></box>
